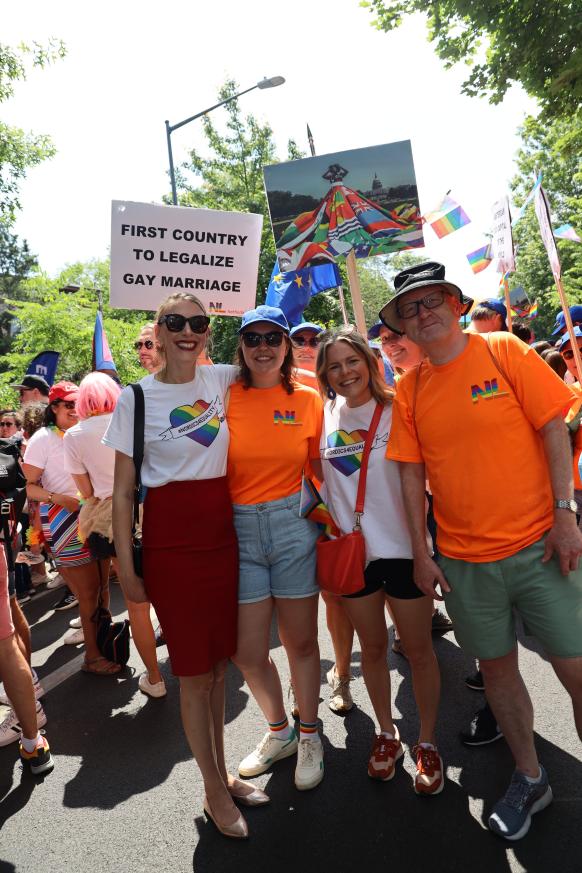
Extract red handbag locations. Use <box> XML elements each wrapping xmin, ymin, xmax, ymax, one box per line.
<box><xmin>316</xmin><ymin>402</ymin><xmax>383</xmax><ymax>596</ymax></box>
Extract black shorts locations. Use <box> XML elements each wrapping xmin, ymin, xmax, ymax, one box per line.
<box><xmin>344</xmin><ymin>558</ymin><xmax>424</xmax><ymax>601</ymax></box>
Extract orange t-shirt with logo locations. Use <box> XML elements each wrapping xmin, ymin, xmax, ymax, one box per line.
<box><xmin>387</xmin><ymin>332</ymin><xmax>575</xmax><ymax>562</ymax></box>
<box><xmin>227</xmin><ymin>380</ymin><xmax>323</xmax><ymax>505</ymax></box>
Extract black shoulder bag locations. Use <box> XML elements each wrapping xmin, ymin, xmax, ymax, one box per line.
<box><xmin>129</xmin><ymin>383</ymin><xmax>145</xmax><ymax>577</ymax></box>
<box><xmin>0</xmin><ymin>437</ymin><xmax>27</xmax><ymax>573</ymax></box>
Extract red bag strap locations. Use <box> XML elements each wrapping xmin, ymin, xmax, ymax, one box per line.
<box><xmin>354</xmin><ymin>402</ymin><xmax>384</xmax><ymax>526</ymax></box>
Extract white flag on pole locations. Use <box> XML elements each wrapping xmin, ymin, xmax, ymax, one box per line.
<box><xmin>534</xmin><ymin>185</ymin><xmax>561</xmax><ymax>281</ymax></box>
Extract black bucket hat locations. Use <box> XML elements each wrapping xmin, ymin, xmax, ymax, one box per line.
<box><xmin>379</xmin><ymin>261</ymin><xmax>473</xmax><ymax>334</ymax></box>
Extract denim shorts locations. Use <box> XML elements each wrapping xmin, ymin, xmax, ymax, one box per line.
<box><xmin>233</xmin><ymin>491</ymin><xmax>320</xmax><ymax>604</ymax></box>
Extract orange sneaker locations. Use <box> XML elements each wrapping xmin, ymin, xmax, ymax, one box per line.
<box><xmin>413</xmin><ymin>744</ymin><xmax>444</xmax><ymax>796</ymax></box>
<box><xmin>368</xmin><ymin>733</ymin><xmax>404</xmax><ymax>781</ymax></box>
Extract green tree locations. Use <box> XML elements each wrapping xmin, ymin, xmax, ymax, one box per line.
<box><xmin>0</xmin><ymin>40</ymin><xmax>66</xmax><ymax>225</ymax></box>
<box><xmin>0</xmin><ymin>259</ymin><xmax>151</xmax><ymax>407</ymax></box>
<box><xmin>361</xmin><ymin>1</ymin><xmax>582</xmax><ymax>117</ymax></box>
<box><xmin>509</xmin><ymin>110</ymin><xmax>582</xmax><ymax>337</ymax></box>
<box><xmin>0</xmin><ymin>227</ymin><xmax>38</xmax><ymax>360</ymax></box>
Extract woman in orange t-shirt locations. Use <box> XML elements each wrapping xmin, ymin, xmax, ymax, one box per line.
<box><xmin>227</xmin><ymin>306</ymin><xmax>324</xmax><ymax>793</ymax></box>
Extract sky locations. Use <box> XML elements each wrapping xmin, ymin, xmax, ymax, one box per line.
<box><xmin>5</xmin><ymin>0</ymin><xmax>538</xmax><ymax>303</ymax></box>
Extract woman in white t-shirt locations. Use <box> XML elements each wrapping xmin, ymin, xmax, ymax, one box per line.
<box><xmin>23</xmin><ymin>381</ymin><xmax>121</xmax><ymax>676</ymax></box>
<box><xmin>106</xmin><ymin>293</ymin><xmax>263</xmax><ymax>841</ymax></box>
<box><xmin>315</xmin><ymin>328</ymin><xmax>443</xmax><ymax>796</ymax></box>
<box><xmin>64</xmin><ymin>372</ymin><xmax>165</xmax><ymax>698</ymax></box>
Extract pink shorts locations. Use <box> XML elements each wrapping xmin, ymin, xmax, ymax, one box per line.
<box><xmin>0</xmin><ymin>548</ymin><xmax>15</xmax><ymax>642</ymax></box>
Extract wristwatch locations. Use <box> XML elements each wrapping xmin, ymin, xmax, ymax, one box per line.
<box><xmin>554</xmin><ymin>499</ymin><xmax>577</xmax><ymax>513</ymax></box>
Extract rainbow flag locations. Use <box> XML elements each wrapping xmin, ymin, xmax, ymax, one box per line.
<box><xmin>467</xmin><ymin>243</ymin><xmax>493</xmax><ymax>274</ymax></box>
<box><xmin>528</xmin><ymin>301</ymin><xmax>538</xmax><ymax>318</ymax></box>
<box><xmin>424</xmin><ymin>195</ymin><xmax>471</xmax><ymax>239</ymax></box>
<box><xmin>554</xmin><ymin>224</ymin><xmax>581</xmax><ymax>243</ymax></box>
<box><xmin>299</xmin><ymin>476</ymin><xmax>340</xmax><ymax>537</ymax></box>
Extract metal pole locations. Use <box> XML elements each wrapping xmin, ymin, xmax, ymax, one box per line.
<box><xmin>166</xmin><ymin>119</ymin><xmax>178</xmax><ymax>206</ymax></box>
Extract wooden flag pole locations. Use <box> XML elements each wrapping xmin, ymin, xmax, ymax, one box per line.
<box><xmin>556</xmin><ymin>275</ymin><xmax>582</xmax><ymax>384</ymax></box>
<box><xmin>503</xmin><ymin>286</ymin><xmax>513</xmax><ymax>333</ymax></box>
<box><xmin>338</xmin><ymin>285</ymin><xmax>350</xmax><ymax>326</ymax></box>
<box><xmin>345</xmin><ymin>249</ymin><xmax>367</xmax><ymax>336</ymax></box>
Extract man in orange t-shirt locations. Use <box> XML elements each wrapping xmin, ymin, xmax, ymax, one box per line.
<box><xmin>381</xmin><ymin>261</ymin><xmax>582</xmax><ymax>841</ymax></box>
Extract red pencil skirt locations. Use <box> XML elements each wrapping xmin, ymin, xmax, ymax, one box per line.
<box><xmin>142</xmin><ymin>477</ymin><xmax>238</xmax><ymax>676</ymax></box>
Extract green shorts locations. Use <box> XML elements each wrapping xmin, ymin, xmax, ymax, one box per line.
<box><xmin>440</xmin><ymin>535</ymin><xmax>582</xmax><ymax>661</ymax></box>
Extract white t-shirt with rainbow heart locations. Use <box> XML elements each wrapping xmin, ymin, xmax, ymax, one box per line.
<box><xmin>320</xmin><ymin>396</ymin><xmax>427</xmax><ymax>563</ymax></box>
<box><xmin>103</xmin><ymin>366</ymin><xmax>238</xmax><ymax>488</ymax></box>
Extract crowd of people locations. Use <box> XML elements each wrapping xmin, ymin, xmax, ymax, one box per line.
<box><xmin>1</xmin><ymin>260</ymin><xmax>581</xmax><ymax>844</ymax></box>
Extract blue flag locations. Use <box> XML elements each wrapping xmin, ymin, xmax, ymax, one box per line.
<box><xmin>92</xmin><ymin>311</ymin><xmax>117</xmax><ymax>371</ymax></box>
<box><xmin>26</xmin><ymin>351</ymin><xmax>60</xmax><ymax>386</ymax></box>
<box><xmin>265</xmin><ymin>262</ymin><xmax>341</xmax><ymax>326</ymax></box>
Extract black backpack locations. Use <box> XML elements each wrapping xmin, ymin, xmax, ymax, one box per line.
<box><xmin>0</xmin><ymin>437</ymin><xmax>27</xmax><ymax>572</ymax></box>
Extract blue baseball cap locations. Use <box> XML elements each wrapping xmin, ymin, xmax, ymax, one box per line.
<box><xmin>289</xmin><ymin>322</ymin><xmax>323</xmax><ymax>338</ymax></box>
<box><xmin>239</xmin><ymin>305</ymin><xmax>289</xmax><ymax>334</ymax></box>
<box><xmin>558</xmin><ymin>326</ymin><xmax>582</xmax><ymax>350</ymax></box>
<box><xmin>367</xmin><ymin>321</ymin><xmax>383</xmax><ymax>340</ymax></box>
<box><xmin>552</xmin><ymin>305</ymin><xmax>582</xmax><ymax>336</ymax></box>
<box><xmin>476</xmin><ymin>299</ymin><xmax>507</xmax><ymax>320</ymax></box>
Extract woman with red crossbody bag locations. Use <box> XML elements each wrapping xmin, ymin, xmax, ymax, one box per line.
<box><xmin>314</xmin><ymin>328</ymin><xmax>444</xmax><ymax>796</ymax></box>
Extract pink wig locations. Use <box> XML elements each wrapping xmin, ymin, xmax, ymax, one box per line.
<box><xmin>76</xmin><ymin>372</ymin><xmax>122</xmax><ymax>420</ymax></box>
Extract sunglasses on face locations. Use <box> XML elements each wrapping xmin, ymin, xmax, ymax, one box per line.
<box><xmin>241</xmin><ymin>331</ymin><xmax>285</xmax><ymax>348</ymax></box>
<box><xmin>293</xmin><ymin>336</ymin><xmax>319</xmax><ymax>348</ymax></box>
<box><xmin>561</xmin><ymin>348</ymin><xmax>581</xmax><ymax>360</ymax></box>
<box><xmin>158</xmin><ymin>314</ymin><xmax>210</xmax><ymax>334</ymax></box>
<box><xmin>396</xmin><ymin>290</ymin><xmax>447</xmax><ymax>320</ymax></box>
<box><xmin>52</xmin><ymin>401</ymin><xmax>76</xmax><ymax>410</ymax></box>
<box><xmin>134</xmin><ymin>339</ymin><xmax>154</xmax><ymax>350</ymax></box>
<box><xmin>0</xmin><ymin>421</ymin><xmax>15</xmax><ymax>428</ymax></box>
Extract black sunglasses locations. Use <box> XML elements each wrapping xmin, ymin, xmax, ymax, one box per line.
<box><xmin>52</xmin><ymin>400</ymin><xmax>76</xmax><ymax>410</ymax></box>
<box><xmin>0</xmin><ymin>421</ymin><xmax>15</xmax><ymax>428</ymax></box>
<box><xmin>561</xmin><ymin>348</ymin><xmax>581</xmax><ymax>360</ymax></box>
<box><xmin>293</xmin><ymin>336</ymin><xmax>319</xmax><ymax>348</ymax></box>
<box><xmin>158</xmin><ymin>314</ymin><xmax>210</xmax><ymax>334</ymax></box>
<box><xmin>134</xmin><ymin>339</ymin><xmax>154</xmax><ymax>350</ymax></box>
<box><xmin>241</xmin><ymin>331</ymin><xmax>285</xmax><ymax>348</ymax></box>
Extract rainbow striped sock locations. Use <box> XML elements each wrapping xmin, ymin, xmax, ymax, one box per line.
<box><xmin>269</xmin><ymin>717</ymin><xmax>293</xmax><ymax>740</ymax></box>
<box><xmin>299</xmin><ymin>720</ymin><xmax>319</xmax><ymax>742</ymax></box>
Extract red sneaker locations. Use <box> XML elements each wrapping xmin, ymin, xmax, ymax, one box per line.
<box><xmin>413</xmin><ymin>744</ymin><xmax>444</xmax><ymax>795</ymax></box>
<box><xmin>368</xmin><ymin>734</ymin><xmax>403</xmax><ymax>781</ymax></box>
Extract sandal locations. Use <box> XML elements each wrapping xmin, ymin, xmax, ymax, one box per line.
<box><xmin>82</xmin><ymin>656</ymin><xmax>122</xmax><ymax>675</ymax></box>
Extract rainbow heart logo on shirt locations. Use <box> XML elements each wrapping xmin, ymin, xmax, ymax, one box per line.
<box><xmin>168</xmin><ymin>399</ymin><xmax>220</xmax><ymax>446</ymax></box>
<box><xmin>325</xmin><ymin>429</ymin><xmax>368</xmax><ymax>476</ymax></box>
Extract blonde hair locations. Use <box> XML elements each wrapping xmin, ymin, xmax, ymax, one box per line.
<box><xmin>154</xmin><ymin>293</ymin><xmax>209</xmax><ymax>363</ymax></box>
<box><xmin>315</xmin><ymin>326</ymin><xmax>394</xmax><ymax>408</ymax></box>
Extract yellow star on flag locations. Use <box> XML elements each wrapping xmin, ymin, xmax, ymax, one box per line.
<box><xmin>294</xmin><ymin>276</ymin><xmax>303</xmax><ymax>288</ymax></box>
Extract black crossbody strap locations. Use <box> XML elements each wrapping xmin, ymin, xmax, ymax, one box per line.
<box><xmin>129</xmin><ymin>384</ymin><xmax>145</xmax><ymax>528</ymax></box>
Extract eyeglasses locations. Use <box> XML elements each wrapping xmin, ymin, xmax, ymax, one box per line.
<box><xmin>241</xmin><ymin>331</ymin><xmax>285</xmax><ymax>348</ymax></box>
<box><xmin>158</xmin><ymin>314</ymin><xmax>210</xmax><ymax>334</ymax></box>
<box><xmin>134</xmin><ymin>339</ymin><xmax>154</xmax><ymax>350</ymax></box>
<box><xmin>561</xmin><ymin>348</ymin><xmax>582</xmax><ymax>360</ymax></box>
<box><xmin>396</xmin><ymin>290</ymin><xmax>447</xmax><ymax>320</ymax></box>
<box><xmin>293</xmin><ymin>336</ymin><xmax>319</xmax><ymax>348</ymax></box>
<box><xmin>52</xmin><ymin>401</ymin><xmax>76</xmax><ymax>410</ymax></box>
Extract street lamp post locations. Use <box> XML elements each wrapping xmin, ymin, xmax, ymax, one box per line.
<box><xmin>165</xmin><ymin>76</ymin><xmax>285</xmax><ymax>206</ymax></box>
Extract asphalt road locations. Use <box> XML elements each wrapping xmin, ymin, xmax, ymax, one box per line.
<box><xmin>1</xmin><ymin>583</ymin><xmax>581</xmax><ymax>873</ymax></box>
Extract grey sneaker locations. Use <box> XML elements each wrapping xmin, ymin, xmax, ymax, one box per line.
<box><xmin>326</xmin><ymin>666</ymin><xmax>353</xmax><ymax>713</ymax></box>
<box><xmin>488</xmin><ymin>765</ymin><xmax>553</xmax><ymax>840</ymax></box>
<box><xmin>238</xmin><ymin>729</ymin><xmax>298</xmax><ymax>777</ymax></box>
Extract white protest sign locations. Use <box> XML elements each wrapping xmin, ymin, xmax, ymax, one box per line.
<box><xmin>534</xmin><ymin>186</ymin><xmax>561</xmax><ymax>281</ymax></box>
<box><xmin>491</xmin><ymin>195</ymin><xmax>515</xmax><ymax>273</ymax></box>
<box><xmin>110</xmin><ymin>200</ymin><xmax>263</xmax><ymax>315</ymax></box>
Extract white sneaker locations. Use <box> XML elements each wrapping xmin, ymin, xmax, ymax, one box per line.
<box><xmin>63</xmin><ymin>628</ymin><xmax>84</xmax><ymax>645</ymax></box>
<box><xmin>69</xmin><ymin>616</ymin><xmax>82</xmax><ymax>629</ymax></box>
<box><xmin>295</xmin><ymin>737</ymin><xmax>324</xmax><ymax>790</ymax></box>
<box><xmin>47</xmin><ymin>573</ymin><xmax>67</xmax><ymax>590</ymax></box>
<box><xmin>239</xmin><ymin>730</ymin><xmax>298</xmax><ymax>777</ymax></box>
<box><xmin>0</xmin><ymin>701</ymin><xmax>47</xmax><ymax>747</ymax></box>
<box><xmin>0</xmin><ymin>671</ymin><xmax>45</xmax><ymax>706</ymax></box>
<box><xmin>138</xmin><ymin>672</ymin><xmax>167</xmax><ymax>698</ymax></box>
